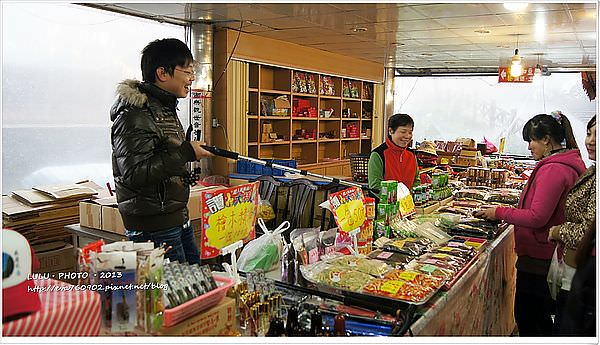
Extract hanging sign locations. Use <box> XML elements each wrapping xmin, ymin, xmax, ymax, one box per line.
<box><xmin>200</xmin><ymin>182</ymin><xmax>259</xmax><ymax>259</ymax></box>
<box><xmin>498</xmin><ymin>67</ymin><xmax>534</xmax><ymax>83</ymax></box>
<box><xmin>190</xmin><ymin>89</ymin><xmax>210</xmax><ymax>141</ymax></box>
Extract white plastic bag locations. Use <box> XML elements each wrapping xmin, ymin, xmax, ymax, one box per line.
<box><xmin>238</xmin><ymin>218</ymin><xmax>290</xmax><ymax>273</ymax></box>
<box><xmin>547</xmin><ymin>247</ymin><xmax>564</xmax><ymax>300</ymax></box>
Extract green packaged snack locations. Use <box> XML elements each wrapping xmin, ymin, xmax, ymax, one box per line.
<box><xmin>380</xmin><ymin>180</ymin><xmax>398</xmax><ymax>204</ymax></box>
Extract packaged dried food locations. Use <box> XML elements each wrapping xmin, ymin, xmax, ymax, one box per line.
<box><xmin>431</xmin><ymin>245</ymin><xmax>475</xmax><ymax>259</ymax></box>
<box><xmin>486</xmin><ymin>188</ymin><xmax>521</xmax><ymax>205</ymax></box>
<box><xmin>382</xmin><ymin>239</ymin><xmax>423</xmax><ymax>256</ymax></box>
<box><xmin>383</xmin><ymin>269</ymin><xmax>444</xmax><ymax>290</ymax></box>
<box><xmin>367</xmin><ymin>250</ymin><xmax>413</xmax><ymax>266</ymax></box>
<box><xmin>315</xmin><ymin>267</ymin><xmax>375</xmax><ymax>292</ymax></box>
<box><xmin>362</xmin><ymin>278</ymin><xmax>434</xmax><ymax>303</ymax></box>
<box><xmin>328</xmin><ymin>256</ymin><xmax>391</xmax><ymax>277</ymax></box>
<box><xmin>451</xmin><ymin>200</ymin><xmax>484</xmax><ymax>209</ymax></box>
<box><xmin>454</xmin><ymin>188</ymin><xmax>489</xmax><ymax>200</ymax></box>
<box><xmin>257</xmin><ymin>199</ymin><xmax>276</xmax><ymax>220</ymax></box>
<box><xmin>419</xmin><ymin>252</ymin><xmax>467</xmax><ymax>271</ymax></box>
<box><xmin>406</xmin><ymin>262</ymin><xmax>455</xmax><ymax>281</ymax></box>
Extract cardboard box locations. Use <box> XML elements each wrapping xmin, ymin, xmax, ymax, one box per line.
<box><xmin>159</xmin><ymin>297</ymin><xmax>236</xmax><ymax>336</ymax></box>
<box><xmin>79</xmin><ymin>201</ymin><xmax>102</xmax><ymax>229</ymax></box>
<box><xmin>460</xmin><ymin>148</ymin><xmax>478</xmax><ymax>157</ymax></box>
<box><xmin>35</xmin><ymin>244</ymin><xmax>76</xmax><ymax>273</ymax></box>
<box><xmin>102</xmin><ymin>204</ymin><xmax>125</xmax><ymax>235</ymax></box>
<box><xmin>456</xmin><ymin>156</ymin><xmax>478</xmax><ymax>167</ymax></box>
<box><xmin>262</xmin><ymin>123</ymin><xmax>273</xmax><ymax>134</ymax></box>
<box><xmin>79</xmin><ymin>196</ymin><xmax>124</xmax><ymax>234</ymax></box>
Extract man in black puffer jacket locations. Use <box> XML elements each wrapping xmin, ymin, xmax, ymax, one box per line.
<box><xmin>110</xmin><ymin>38</ymin><xmax>212</xmax><ymax>264</ymax></box>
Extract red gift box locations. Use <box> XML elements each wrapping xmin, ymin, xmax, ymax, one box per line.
<box><xmin>3</xmin><ymin>279</ymin><xmax>101</xmax><ymax>336</ymax></box>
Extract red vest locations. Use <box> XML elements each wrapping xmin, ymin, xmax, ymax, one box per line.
<box><xmin>383</xmin><ymin>136</ymin><xmax>417</xmax><ymax>189</ymax></box>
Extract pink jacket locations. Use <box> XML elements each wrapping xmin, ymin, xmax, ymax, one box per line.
<box><xmin>496</xmin><ymin>149</ymin><xmax>586</xmax><ymax>260</ymax></box>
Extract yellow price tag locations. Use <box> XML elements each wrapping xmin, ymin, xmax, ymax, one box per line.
<box><xmin>380</xmin><ymin>280</ymin><xmax>405</xmax><ymax>294</ymax></box>
<box><xmin>433</xmin><ymin>253</ymin><xmax>449</xmax><ymax>259</ymax></box>
<box><xmin>398</xmin><ymin>195</ymin><xmax>415</xmax><ymax>217</ymax></box>
<box><xmin>399</xmin><ymin>271</ymin><xmax>419</xmax><ymax>282</ymax></box>
<box><xmin>465</xmin><ymin>241</ymin><xmax>483</xmax><ymax>250</ymax></box>
<box><xmin>335</xmin><ymin>199</ymin><xmax>366</xmax><ymax>233</ymax></box>
<box><xmin>438</xmin><ymin>247</ymin><xmax>453</xmax><ymax>252</ymax></box>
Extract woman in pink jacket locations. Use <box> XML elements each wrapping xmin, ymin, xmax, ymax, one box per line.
<box><xmin>475</xmin><ymin>113</ymin><xmax>585</xmax><ymax>336</ymax></box>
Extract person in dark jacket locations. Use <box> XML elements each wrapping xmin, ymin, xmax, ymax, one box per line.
<box><xmin>110</xmin><ymin>38</ymin><xmax>212</xmax><ymax>264</ymax></box>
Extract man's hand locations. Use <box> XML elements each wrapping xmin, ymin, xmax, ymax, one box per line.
<box><xmin>190</xmin><ymin>141</ymin><xmax>214</xmax><ymax>160</ymax></box>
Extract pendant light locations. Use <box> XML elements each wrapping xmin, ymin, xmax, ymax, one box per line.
<box><xmin>534</xmin><ymin>55</ymin><xmax>542</xmax><ymax>77</ymax></box>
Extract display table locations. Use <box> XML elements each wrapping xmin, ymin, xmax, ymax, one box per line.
<box><xmin>410</xmin><ymin>226</ymin><xmax>517</xmax><ymax>335</ymax></box>
<box><xmin>64</xmin><ymin>223</ymin><xmax>127</xmax><ymax>247</ymax></box>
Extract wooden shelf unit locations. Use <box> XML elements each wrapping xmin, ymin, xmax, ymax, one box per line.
<box><xmin>247</xmin><ymin>63</ymin><xmax>375</xmax><ymax>171</ymax></box>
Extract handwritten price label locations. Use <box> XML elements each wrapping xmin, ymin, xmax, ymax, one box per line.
<box><xmin>380</xmin><ymin>280</ymin><xmax>405</xmax><ymax>294</ymax></box>
<box><xmin>399</xmin><ymin>271</ymin><xmax>419</xmax><ymax>282</ymax></box>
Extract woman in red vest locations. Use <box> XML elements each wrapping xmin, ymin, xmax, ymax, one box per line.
<box><xmin>368</xmin><ymin>113</ymin><xmax>420</xmax><ymax>192</ymax></box>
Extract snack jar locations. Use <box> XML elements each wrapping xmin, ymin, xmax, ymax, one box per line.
<box><xmin>364</xmin><ymin>197</ymin><xmax>376</xmax><ymax>220</ymax></box>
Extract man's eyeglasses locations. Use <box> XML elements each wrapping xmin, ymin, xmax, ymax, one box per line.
<box><xmin>175</xmin><ymin>68</ymin><xmax>195</xmax><ymax>79</ymax></box>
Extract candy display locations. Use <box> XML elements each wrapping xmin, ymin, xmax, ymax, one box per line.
<box><xmin>362</xmin><ymin>278</ymin><xmax>434</xmax><ymax>303</ymax></box>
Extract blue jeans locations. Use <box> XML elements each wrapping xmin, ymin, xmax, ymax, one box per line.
<box><xmin>126</xmin><ymin>221</ymin><xmax>200</xmax><ymax>265</ymax></box>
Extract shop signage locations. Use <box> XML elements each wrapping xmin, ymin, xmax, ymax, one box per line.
<box><xmin>200</xmin><ymin>182</ymin><xmax>259</xmax><ymax>259</ymax></box>
<box><xmin>498</xmin><ymin>67</ymin><xmax>534</xmax><ymax>83</ymax></box>
<box><xmin>329</xmin><ymin>187</ymin><xmax>366</xmax><ymax>233</ymax></box>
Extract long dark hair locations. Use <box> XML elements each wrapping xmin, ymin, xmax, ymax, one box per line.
<box><xmin>522</xmin><ymin>113</ymin><xmax>578</xmax><ymax>149</ymax></box>
<box><xmin>587</xmin><ymin>115</ymin><xmax>596</xmax><ymax>130</ymax></box>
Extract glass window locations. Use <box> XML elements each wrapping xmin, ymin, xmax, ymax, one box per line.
<box><xmin>2</xmin><ymin>3</ymin><xmax>187</xmax><ymax>193</ymax></box>
<box><xmin>394</xmin><ymin>73</ymin><xmax>596</xmax><ymax>166</ymax></box>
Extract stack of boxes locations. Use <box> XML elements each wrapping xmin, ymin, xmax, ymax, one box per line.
<box><xmin>343</xmin><ymin>123</ymin><xmax>360</xmax><ymax>138</ymax></box>
<box><xmin>374</xmin><ymin>181</ymin><xmax>398</xmax><ymax>239</ymax></box>
<box><xmin>292</xmin><ymin>99</ymin><xmax>317</xmax><ymax>117</ymax></box>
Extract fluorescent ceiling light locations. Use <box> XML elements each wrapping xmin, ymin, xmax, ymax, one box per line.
<box><xmin>535</xmin><ymin>13</ymin><xmax>546</xmax><ymax>42</ymax></box>
<box><xmin>504</xmin><ymin>2</ymin><xmax>529</xmax><ymax>12</ymax></box>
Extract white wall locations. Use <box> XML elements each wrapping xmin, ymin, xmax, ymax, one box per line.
<box><xmin>394</xmin><ymin>74</ymin><xmax>597</xmax><ymax>166</ymax></box>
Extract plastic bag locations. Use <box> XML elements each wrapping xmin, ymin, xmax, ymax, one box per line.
<box><xmin>547</xmin><ymin>247</ymin><xmax>564</xmax><ymax>300</ymax></box>
<box><xmin>238</xmin><ymin>219</ymin><xmax>290</xmax><ymax>272</ymax></box>
<box><xmin>257</xmin><ymin>199</ymin><xmax>276</xmax><ymax>221</ymax></box>
<box><xmin>483</xmin><ymin>137</ymin><xmax>498</xmax><ymax>154</ymax></box>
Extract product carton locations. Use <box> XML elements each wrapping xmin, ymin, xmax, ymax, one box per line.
<box><xmin>35</xmin><ymin>244</ymin><xmax>76</xmax><ymax>273</ymax></box>
<box><xmin>158</xmin><ymin>297</ymin><xmax>236</xmax><ymax>336</ymax></box>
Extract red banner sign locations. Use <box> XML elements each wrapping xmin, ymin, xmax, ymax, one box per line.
<box><xmin>498</xmin><ymin>67</ymin><xmax>534</xmax><ymax>83</ymax></box>
<box><xmin>200</xmin><ymin>182</ymin><xmax>259</xmax><ymax>259</ymax></box>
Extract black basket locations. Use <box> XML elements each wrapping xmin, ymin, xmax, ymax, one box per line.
<box><xmin>349</xmin><ymin>154</ymin><xmax>370</xmax><ymax>182</ymax></box>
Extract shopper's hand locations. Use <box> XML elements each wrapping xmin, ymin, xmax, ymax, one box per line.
<box><xmin>190</xmin><ymin>141</ymin><xmax>214</xmax><ymax>160</ymax></box>
<box><xmin>548</xmin><ymin>226</ymin><xmax>560</xmax><ymax>242</ymax></box>
<box><xmin>473</xmin><ymin>206</ymin><xmax>498</xmax><ymax>221</ymax></box>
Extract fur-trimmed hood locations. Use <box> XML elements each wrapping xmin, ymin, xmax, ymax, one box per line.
<box><xmin>110</xmin><ymin>79</ymin><xmax>147</xmax><ymax>121</ymax></box>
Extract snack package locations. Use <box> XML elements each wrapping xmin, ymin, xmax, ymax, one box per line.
<box><xmin>290</xmin><ymin>227</ymin><xmax>320</xmax><ymax>265</ymax></box>
<box><xmin>328</xmin><ymin>256</ymin><xmax>391</xmax><ymax>277</ymax></box>
<box><xmin>382</xmin><ymin>238</ymin><xmax>427</xmax><ymax>256</ymax></box>
<box><xmin>418</xmin><ymin>253</ymin><xmax>467</xmax><ymax>272</ymax></box>
<box><xmin>383</xmin><ymin>269</ymin><xmax>445</xmax><ymax>289</ymax></box>
<box><xmin>431</xmin><ymin>245</ymin><xmax>475</xmax><ymax>259</ymax></box>
<box><xmin>257</xmin><ymin>198</ymin><xmax>276</xmax><ymax>221</ymax></box>
<box><xmin>315</xmin><ymin>267</ymin><xmax>374</xmax><ymax>292</ymax></box>
<box><xmin>405</xmin><ymin>262</ymin><xmax>455</xmax><ymax>281</ymax></box>
<box><xmin>362</xmin><ymin>278</ymin><xmax>434</xmax><ymax>303</ymax></box>
<box><xmin>367</xmin><ymin>250</ymin><xmax>413</xmax><ymax>267</ymax></box>
<box><xmin>319</xmin><ymin>228</ymin><xmax>337</xmax><ymax>256</ymax></box>
<box><xmin>328</xmin><ymin>187</ymin><xmax>367</xmax><ymax>233</ymax></box>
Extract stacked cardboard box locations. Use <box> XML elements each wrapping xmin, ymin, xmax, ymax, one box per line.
<box><xmin>79</xmin><ymin>185</ymin><xmax>226</xmax><ymax>245</ymax></box>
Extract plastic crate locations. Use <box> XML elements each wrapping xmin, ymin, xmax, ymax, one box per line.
<box><xmin>236</xmin><ymin>159</ymin><xmax>296</xmax><ymax>176</ymax></box>
<box><xmin>162</xmin><ymin>275</ymin><xmax>234</xmax><ymax>328</ymax></box>
<box><xmin>350</xmin><ymin>154</ymin><xmax>369</xmax><ymax>182</ymax></box>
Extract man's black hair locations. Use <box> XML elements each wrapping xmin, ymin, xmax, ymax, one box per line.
<box><xmin>141</xmin><ymin>38</ymin><xmax>194</xmax><ymax>83</ymax></box>
<box><xmin>388</xmin><ymin>113</ymin><xmax>414</xmax><ymax>132</ymax></box>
